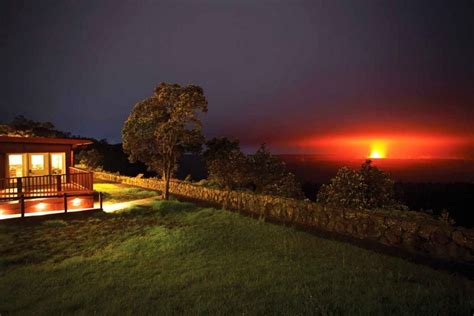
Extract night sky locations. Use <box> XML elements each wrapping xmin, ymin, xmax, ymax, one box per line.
<box><xmin>2</xmin><ymin>0</ymin><xmax>473</xmax><ymax>157</ymax></box>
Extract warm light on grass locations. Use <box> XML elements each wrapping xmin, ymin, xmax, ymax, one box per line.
<box><xmin>103</xmin><ymin>201</ymin><xmax>135</xmax><ymax>213</ymax></box>
<box><xmin>93</xmin><ymin>182</ymin><xmax>159</xmax><ymax>204</ymax></box>
<box><xmin>0</xmin><ymin>198</ymin><xmax>472</xmax><ymax>314</ymax></box>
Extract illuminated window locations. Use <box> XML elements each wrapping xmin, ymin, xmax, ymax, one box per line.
<box><xmin>8</xmin><ymin>155</ymin><xmax>24</xmax><ymax>177</ymax></box>
<box><xmin>51</xmin><ymin>153</ymin><xmax>64</xmax><ymax>174</ymax></box>
<box><xmin>30</xmin><ymin>155</ymin><xmax>45</xmax><ymax>171</ymax></box>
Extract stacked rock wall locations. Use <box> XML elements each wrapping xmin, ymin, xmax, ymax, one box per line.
<box><xmin>94</xmin><ymin>171</ymin><xmax>474</xmax><ymax>262</ymax></box>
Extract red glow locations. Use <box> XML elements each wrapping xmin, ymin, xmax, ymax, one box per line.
<box><xmin>296</xmin><ymin>133</ymin><xmax>473</xmax><ymax>159</ymax></box>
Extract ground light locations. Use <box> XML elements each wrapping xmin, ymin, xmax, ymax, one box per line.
<box><xmin>72</xmin><ymin>198</ymin><xmax>81</xmax><ymax>207</ymax></box>
<box><xmin>35</xmin><ymin>202</ymin><xmax>47</xmax><ymax>210</ymax></box>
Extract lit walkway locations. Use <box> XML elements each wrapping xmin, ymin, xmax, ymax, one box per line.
<box><xmin>97</xmin><ymin>196</ymin><xmax>161</xmax><ymax>213</ymax></box>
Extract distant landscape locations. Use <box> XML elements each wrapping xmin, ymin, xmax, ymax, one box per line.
<box><xmin>281</xmin><ymin>156</ymin><xmax>474</xmax><ymax>228</ymax></box>
<box><xmin>172</xmin><ymin>155</ymin><xmax>474</xmax><ymax>228</ymax></box>
<box><xmin>280</xmin><ymin>156</ymin><xmax>474</xmax><ymax>183</ymax></box>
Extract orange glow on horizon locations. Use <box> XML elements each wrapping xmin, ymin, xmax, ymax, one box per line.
<box><xmin>296</xmin><ymin>133</ymin><xmax>472</xmax><ymax>159</ymax></box>
<box><xmin>368</xmin><ymin>142</ymin><xmax>387</xmax><ymax>159</ymax></box>
<box><xmin>369</xmin><ymin>150</ymin><xmax>382</xmax><ymax>159</ymax></box>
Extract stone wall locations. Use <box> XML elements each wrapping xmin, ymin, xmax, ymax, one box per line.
<box><xmin>94</xmin><ymin>171</ymin><xmax>474</xmax><ymax>263</ymax></box>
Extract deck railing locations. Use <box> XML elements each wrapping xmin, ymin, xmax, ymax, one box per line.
<box><xmin>0</xmin><ymin>167</ymin><xmax>93</xmax><ymax>200</ymax></box>
<box><xmin>69</xmin><ymin>167</ymin><xmax>94</xmax><ymax>191</ymax></box>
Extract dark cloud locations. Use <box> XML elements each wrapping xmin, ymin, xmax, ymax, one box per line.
<box><xmin>2</xmin><ymin>0</ymin><xmax>473</xmax><ymax>154</ymax></box>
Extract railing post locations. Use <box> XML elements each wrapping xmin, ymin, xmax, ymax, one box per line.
<box><xmin>64</xmin><ymin>193</ymin><xmax>68</xmax><ymax>213</ymax></box>
<box><xmin>20</xmin><ymin>193</ymin><xmax>25</xmax><ymax>218</ymax></box>
<box><xmin>99</xmin><ymin>192</ymin><xmax>103</xmax><ymax>210</ymax></box>
<box><xmin>56</xmin><ymin>175</ymin><xmax>62</xmax><ymax>192</ymax></box>
<box><xmin>16</xmin><ymin>177</ymin><xmax>23</xmax><ymax>196</ymax></box>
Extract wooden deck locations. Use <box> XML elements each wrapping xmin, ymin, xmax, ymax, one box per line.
<box><xmin>0</xmin><ymin>193</ymin><xmax>96</xmax><ymax>218</ymax></box>
<box><xmin>0</xmin><ymin>182</ymin><xmax>91</xmax><ymax>197</ymax></box>
<box><xmin>0</xmin><ymin>167</ymin><xmax>96</xmax><ymax>218</ymax></box>
<box><xmin>0</xmin><ymin>167</ymin><xmax>93</xmax><ymax>199</ymax></box>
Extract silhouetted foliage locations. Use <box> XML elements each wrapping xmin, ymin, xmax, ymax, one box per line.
<box><xmin>247</xmin><ymin>144</ymin><xmax>304</xmax><ymax>199</ymax></box>
<box><xmin>201</xmin><ymin>141</ymin><xmax>303</xmax><ymax>198</ymax></box>
<box><xmin>318</xmin><ymin>160</ymin><xmax>401</xmax><ymax>210</ymax></box>
<box><xmin>359</xmin><ymin>160</ymin><xmax>397</xmax><ymax>209</ymax></box>
<box><xmin>317</xmin><ymin>167</ymin><xmax>367</xmax><ymax>209</ymax></box>
<box><xmin>76</xmin><ymin>148</ymin><xmax>104</xmax><ymax>169</ymax></box>
<box><xmin>203</xmin><ymin>137</ymin><xmax>249</xmax><ymax>189</ymax></box>
<box><xmin>75</xmin><ymin>140</ymin><xmax>152</xmax><ymax>177</ymax></box>
<box><xmin>122</xmin><ymin>83</ymin><xmax>208</xmax><ymax>199</ymax></box>
<box><xmin>0</xmin><ymin>115</ymin><xmax>71</xmax><ymax>138</ymax></box>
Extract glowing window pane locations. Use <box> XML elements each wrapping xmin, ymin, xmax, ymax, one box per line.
<box><xmin>31</xmin><ymin>155</ymin><xmax>45</xmax><ymax>171</ymax></box>
<box><xmin>51</xmin><ymin>154</ymin><xmax>64</xmax><ymax>174</ymax></box>
<box><xmin>8</xmin><ymin>155</ymin><xmax>23</xmax><ymax>177</ymax></box>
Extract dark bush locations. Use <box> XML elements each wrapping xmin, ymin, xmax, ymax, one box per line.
<box><xmin>203</xmin><ymin>137</ymin><xmax>249</xmax><ymax>190</ymax></box>
<box><xmin>76</xmin><ymin>148</ymin><xmax>104</xmax><ymax>169</ymax></box>
<box><xmin>317</xmin><ymin>160</ymin><xmax>401</xmax><ymax>210</ymax></box>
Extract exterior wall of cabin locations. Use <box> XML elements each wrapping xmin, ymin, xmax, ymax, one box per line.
<box><xmin>0</xmin><ymin>143</ymin><xmax>73</xmax><ymax>178</ymax></box>
<box><xmin>0</xmin><ymin>138</ymin><xmax>95</xmax><ymax>218</ymax></box>
<box><xmin>0</xmin><ymin>154</ymin><xmax>5</xmax><ymax>179</ymax></box>
<box><xmin>0</xmin><ymin>195</ymin><xmax>95</xmax><ymax>215</ymax></box>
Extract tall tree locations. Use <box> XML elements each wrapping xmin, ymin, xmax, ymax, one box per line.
<box><xmin>122</xmin><ymin>83</ymin><xmax>208</xmax><ymax>199</ymax></box>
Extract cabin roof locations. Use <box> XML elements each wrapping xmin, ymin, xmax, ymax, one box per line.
<box><xmin>0</xmin><ymin>136</ymin><xmax>93</xmax><ymax>147</ymax></box>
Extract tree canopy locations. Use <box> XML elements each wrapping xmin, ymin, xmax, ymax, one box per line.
<box><xmin>0</xmin><ymin>115</ymin><xmax>71</xmax><ymax>138</ymax></box>
<box><xmin>203</xmin><ymin>141</ymin><xmax>304</xmax><ymax>199</ymax></box>
<box><xmin>122</xmin><ymin>83</ymin><xmax>208</xmax><ymax>199</ymax></box>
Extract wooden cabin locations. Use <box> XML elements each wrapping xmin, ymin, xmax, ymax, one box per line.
<box><xmin>0</xmin><ymin>136</ymin><xmax>96</xmax><ymax>218</ymax></box>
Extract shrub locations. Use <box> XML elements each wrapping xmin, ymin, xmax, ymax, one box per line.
<box><xmin>317</xmin><ymin>160</ymin><xmax>399</xmax><ymax>210</ymax></box>
<box><xmin>77</xmin><ymin>148</ymin><xmax>103</xmax><ymax>169</ymax></box>
<box><xmin>317</xmin><ymin>167</ymin><xmax>367</xmax><ymax>209</ymax></box>
<box><xmin>203</xmin><ymin>140</ymin><xmax>303</xmax><ymax>199</ymax></box>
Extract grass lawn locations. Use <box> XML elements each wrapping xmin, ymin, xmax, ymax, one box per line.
<box><xmin>0</xmin><ymin>182</ymin><xmax>473</xmax><ymax>315</ymax></box>
<box><xmin>94</xmin><ymin>181</ymin><xmax>160</xmax><ymax>204</ymax></box>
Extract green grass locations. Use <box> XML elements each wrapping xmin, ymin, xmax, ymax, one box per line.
<box><xmin>0</xmin><ymin>183</ymin><xmax>473</xmax><ymax>315</ymax></box>
<box><xmin>94</xmin><ymin>181</ymin><xmax>160</xmax><ymax>203</ymax></box>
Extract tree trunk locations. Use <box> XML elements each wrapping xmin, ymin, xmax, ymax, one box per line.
<box><xmin>163</xmin><ymin>175</ymin><xmax>170</xmax><ymax>200</ymax></box>
<box><xmin>162</xmin><ymin>159</ymin><xmax>172</xmax><ymax>200</ymax></box>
